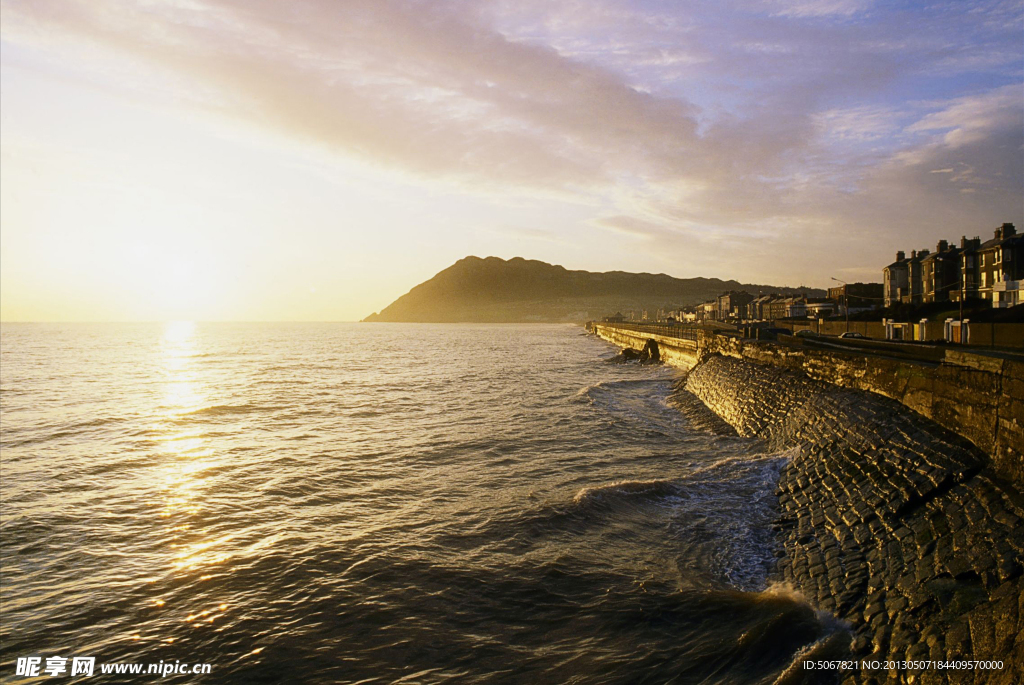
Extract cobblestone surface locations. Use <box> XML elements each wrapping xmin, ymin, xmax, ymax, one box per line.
<box><xmin>685</xmin><ymin>354</ymin><xmax>1024</xmax><ymax>685</ymax></box>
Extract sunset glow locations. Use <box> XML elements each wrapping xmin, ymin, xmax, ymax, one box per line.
<box><xmin>1</xmin><ymin>0</ymin><xmax>1021</xmax><ymax>321</ymax></box>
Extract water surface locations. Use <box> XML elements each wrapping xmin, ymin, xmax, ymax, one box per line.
<box><xmin>1</xmin><ymin>323</ymin><xmax>838</xmax><ymax>683</ymax></box>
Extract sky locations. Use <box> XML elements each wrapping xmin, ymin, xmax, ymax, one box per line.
<box><xmin>1</xmin><ymin>0</ymin><xmax>1022</xmax><ymax>321</ymax></box>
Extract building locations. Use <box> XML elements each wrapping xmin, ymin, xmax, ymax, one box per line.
<box><xmin>920</xmin><ymin>241</ymin><xmax>960</xmax><ymax>303</ymax></box>
<box><xmin>746</xmin><ymin>294</ymin><xmax>779</xmax><ymax>320</ymax></box>
<box><xmin>827</xmin><ymin>282</ymin><xmax>884</xmax><ymax>313</ymax></box>
<box><xmin>960</xmin><ymin>223</ymin><xmax>1023</xmax><ymax>307</ymax></box>
<box><xmin>716</xmin><ymin>291</ymin><xmax>754</xmax><ymax>321</ymax></box>
<box><xmin>805</xmin><ymin>300</ymin><xmax>837</xmax><ymax>318</ymax></box>
<box><xmin>904</xmin><ymin>249</ymin><xmax>930</xmax><ymax>305</ymax></box>
<box><xmin>950</xmin><ymin>237</ymin><xmax>981</xmax><ymax>303</ymax></box>
<box><xmin>885</xmin><ymin>223</ymin><xmax>1022</xmax><ymax>310</ymax></box>
<box><xmin>766</xmin><ymin>296</ymin><xmax>805</xmax><ymax>320</ymax></box>
<box><xmin>883</xmin><ymin>252</ymin><xmax>909</xmax><ymax>307</ymax></box>
<box><xmin>603</xmin><ymin>313</ymin><xmax>625</xmax><ymax>323</ymax></box>
<box><xmin>785</xmin><ymin>298</ymin><xmax>807</xmax><ymax>318</ymax></box>
<box><xmin>701</xmin><ymin>300</ymin><xmax>718</xmax><ymax>322</ymax></box>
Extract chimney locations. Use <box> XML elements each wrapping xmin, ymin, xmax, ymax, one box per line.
<box><xmin>960</xmin><ymin>236</ymin><xmax>968</xmax><ymax>249</ymax></box>
<box><xmin>937</xmin><ymin>240</ymin><xmax>948</xmax><ymax>253</ymax></box>
<box><xmin>995</xmin><ymin>226</ymin><xmax>1004</xmax><ymax>240</ymax></box>
<box><xmin>896</xmin><ymin>250</ymin><xmax>905</xmax><ymax>262</ymax></box>
<box><xmin>1003</xmin><ymin>222</ymin><xmax>1016</xmax><ymax>237</ymax></box>
<box><xmin>911</xmin><ymin>249</ymin><xmax>917</xmax><ymax>259</ymax></box>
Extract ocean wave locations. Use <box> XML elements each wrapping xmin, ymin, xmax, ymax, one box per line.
<box><xmin>572</xmin><ymin>478</ymin><xmax>682</xmax><ymax>507</ymax></box>
<box><xmin>574</xmin><ymin>378</ymin><xmax>671</xmax><ymax>397</ymax></box>
<box><xmin>176</xmin><ymin>403</ymin><xmax>265</xmax><ymax>418</ymax></box>
<box><xmin>764</xmin><ymin>583</ymin><xmax>853</xmax><ymax>685</ymax></box>
<box><xmin>0</xmin><ymin>416</ymin><xmax>127</xmax><ymax>448</ymax></box>
<box><xmin>683</xmin><ymin>445</ymin><xmax>797</xmax><ymax>481</ymax></box>
<box><xmin>662</xmin><ymin>447</ymin><xmax>797</xmax><ymax>590</ymax></box>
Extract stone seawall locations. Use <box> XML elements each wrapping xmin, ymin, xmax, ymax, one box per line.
<box><xmin>685</xmin><ymin>355</ymin><xmax>1024</xmax><ymax>685</ymax></box>
<box><xmin>590</xmin><ymin>322</ymin><xmax>1024</xmax><ymax>488</ymax></box>
<box><xmin>699</xmin><ymin>334</ymin><xmax>1024</xmax><ymax>489</ymax></box>
<box><xmin>590</xmin><ymin>324</ymin><xmax>700</xmax><ymax>369</ymax></box>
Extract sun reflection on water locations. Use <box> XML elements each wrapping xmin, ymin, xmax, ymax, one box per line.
<box><xmin>137</xmin><ymin>321</ymin><xmax>241</xmax><ymax>644</ymax></box>
<box><xmin>151</xmin><ymin>322</ymin><xmax>232</xmax><ymax>613</ymax></box>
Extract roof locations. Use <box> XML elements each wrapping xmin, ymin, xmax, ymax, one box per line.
<box><xmin>921</xmin><ymin>247</ymin><xmax>959</xmax><ymax>263</ymax></box>
<box><xmin>978</xmin><ymin>233</ymin><xmax>1023</xmax><ymax>251</ymax></box>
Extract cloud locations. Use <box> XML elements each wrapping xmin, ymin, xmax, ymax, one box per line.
<box><xmin>814</xmin><ymin>105</ymin><xmax>906</xmax><ymax>143</ymax></box>
<box><xmin>1</xmin><ymin>0</ymin><xmax>1021</xmax><ymax>284</ymax></box>
<box><xmin>590</xmin><ymin>215</ymin><xmax>677</xmax><ymax>240</ymax></box>
<box><xmin>906</xmin><ymin>84</ymin><xmax>1023</xmax><ymax>149</ymax></box>
<box><xmin>767</xmin><ymin>0</ymin><xmax>873</xmax><ymax>19</ymax></box>
<box><xmin>3</xmin><ymin>0</ymin><xmax>708</xmax><ymax>195</ymax></box>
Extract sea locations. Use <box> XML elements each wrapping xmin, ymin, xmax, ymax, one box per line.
<box><xmin>0</xmin><ymin>323</ymin><xmax>847</xmax><ymax>684</ymax></box>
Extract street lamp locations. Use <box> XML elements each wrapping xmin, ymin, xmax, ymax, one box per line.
<box><xmin>957</xmin><ymin>255</ymin><xmax>964</xmax><ymax>337</ymax></box>
<box><xmin>831</xmin><ymin>277</ymin><xmax>849</xmax><ymax>333</ymax></box>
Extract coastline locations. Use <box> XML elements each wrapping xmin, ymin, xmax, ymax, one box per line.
<box><xmin>593</xmin><ymin>325</ymin><xmax>1024</xmax><ymax>684</ymax></box>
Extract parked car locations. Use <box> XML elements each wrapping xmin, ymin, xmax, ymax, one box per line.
<box><xmin>839</xmin><ymin>332</ymin><xmax>866</xmax><ymax>339</ymax></box>
<box><xmin>794</xmin><ymin>329</ymin><xmax>818</xmax><ymax>338</ymax></box>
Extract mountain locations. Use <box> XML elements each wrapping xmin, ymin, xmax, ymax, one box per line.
<box><xmin>362</xmin><ymin>256</ymin><xmax>824</xmax><ymax>323</ymax></box>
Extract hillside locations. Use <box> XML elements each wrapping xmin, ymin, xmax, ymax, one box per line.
<box><xmin>363</xmin><ymin>256</ymin><xmax>823</xmax><ymax>323</ymax></box>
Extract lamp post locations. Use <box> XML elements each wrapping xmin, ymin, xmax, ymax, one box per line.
<box><xmin>831</xmin><ymin>277</ymin><xmax>848</xmax><ymax>333</ymax></box>
<box><xmin>959</xmin><ymin>255</ymin><xmax>965</xmax><ymax>344</ymax></box>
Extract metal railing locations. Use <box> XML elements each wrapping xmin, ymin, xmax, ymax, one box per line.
<box><xmin>590</xmin><ymin>321</ymin><xmax>705</xmax><ymax>341</ymax></box>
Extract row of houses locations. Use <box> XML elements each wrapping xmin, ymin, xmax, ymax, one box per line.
<box><xmin>709</xmin><ymin>286</ymin><xmax>884</xmax><ymax>323</ymax></box>
<box><xmin>605</xmin><ymin>279</ymin><xmax>894</xmax><ymax>325</ymax></box>
<box><xmin>599</xmin><ymin>287</ymin><xmax>884</xmax><ymax>326</ymax></box>
<box><xmin>883</xmin><ymin>223</ymin><xmax>1022</xmax><ymax>308</ymax></box>
<box><xmin>603</xmin><ymin>224</ymin><xmax>1020</xmax><ymax>327</ymax></box>
<box><xmin>668</xmin><ymin>287</ymin><xmax>883</xmax><ymax>324</ymax></box>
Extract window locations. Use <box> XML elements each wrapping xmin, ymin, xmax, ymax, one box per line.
<box><xmin>982</xmin><ymin>254</ymin><xmax>987</xmax><ymax>266</ymax></box>
<box><xmin>982</xmin><ymin>272</ymin><xmax>988</xmax><ymax>287</ymax></box>
<box><xmin>1006</xmin><ymin>251</ymin><xmax>1013</xmax><ymax>262</ymax></box>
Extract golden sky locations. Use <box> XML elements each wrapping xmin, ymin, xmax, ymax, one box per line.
<box><xmin>1</xmin><ymin>0</ymin><xmax>1022</xmax><ymax>321</ymax></box>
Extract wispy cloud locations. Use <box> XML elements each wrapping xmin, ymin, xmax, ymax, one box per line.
<box><xmin>1</xmin><ymin>0</ymin><xmax>1021</xmax><ymax>284</ymax></box>
<box><xmin>766</xmin><ymin>0</ymin><xmax>874</xmax><ymax>19</ymax></box>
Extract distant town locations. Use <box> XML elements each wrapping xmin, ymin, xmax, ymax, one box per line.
<box><xmin>603</xmin><ymin>222</ymin><xmax>1023</xmax><ymax>348</ymax></box>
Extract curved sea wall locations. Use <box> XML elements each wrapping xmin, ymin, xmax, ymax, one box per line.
<box><xmin>685</xmin><ymin>355</ymin><xmax>1024</xmax><ymax>685</ymax></box>
<box><xmin>589</xmin><ymin>324</ymin><xmax>700</xmax><ymax>369</ymax></box>
<box><xmin>589</xmin><ymin>322</ymin><xmax>1024</xmax><ymax>487</ymax></box>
